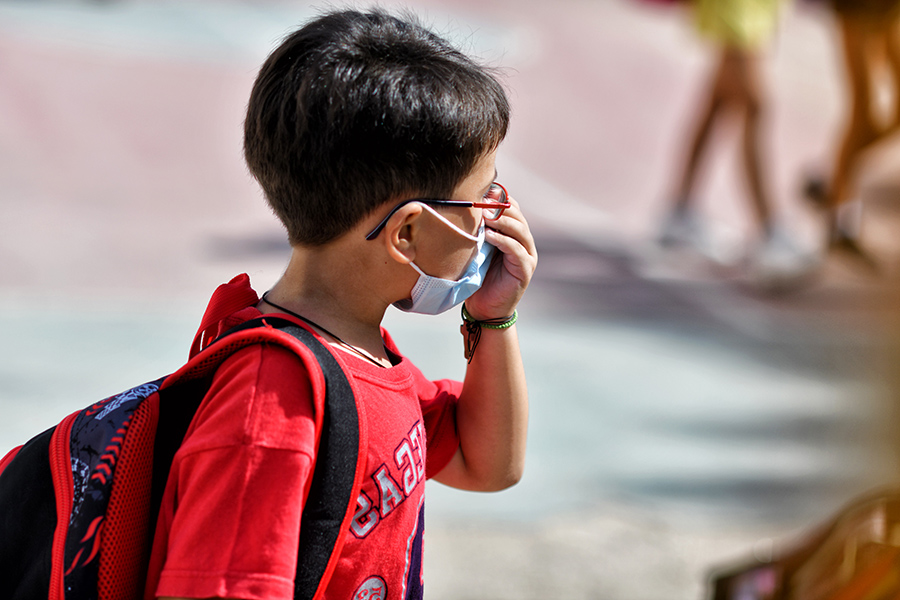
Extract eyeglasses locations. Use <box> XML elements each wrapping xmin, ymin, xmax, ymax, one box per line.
<box><xmin>365</xmin><ymin>182</ymin><xmax>510</xmax><ymax>241</ymax></box>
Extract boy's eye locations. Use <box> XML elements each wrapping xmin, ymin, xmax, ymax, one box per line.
<box><xmin>483</xmin><ymin>183</ymin><xmax>505</xmax><ymax>202</ymax></box>
<box><xmin>481</xmin><ymin>182</ymin><xmax>508</xmax><ymax>220</ymax></box>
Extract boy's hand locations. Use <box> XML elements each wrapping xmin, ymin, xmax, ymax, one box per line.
<box><xmin>464</xmin><ymin>196</ymin><xmax>537</xmax><ymax>321</ymax></box>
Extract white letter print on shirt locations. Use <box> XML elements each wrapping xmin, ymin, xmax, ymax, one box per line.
<box><xmin>375</xmin><ymin>466</ymin><xmax>404</xmax><ymax>517</ymax></box>
<box><xmin>350</xmin><ymin>490</ymin><xmax>379</xmax><ymax>538</ymax></box>
<box><xmin>350</xmin><ymin>421</ymin><xmax>427</xmax><ymax>539</ymax></box>
<box><xmin>396</xmin><ymin>422</ymin><xmax>426</xmax><ymax>495</ymax></box>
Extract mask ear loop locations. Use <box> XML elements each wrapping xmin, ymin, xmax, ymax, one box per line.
<box><xmin>408</xmin><ymin>262</ymin><xmax>428</xmax><ymax>277</ymax></box>
<box><xmin>419</xmin><ymin>203</ymin><xmax>481</xmax><ymax>242</ymax></box>
<box><xmin>406</xmin><ymin>204</ymin><xmax>486</xmax><ymax>283</ymax></box>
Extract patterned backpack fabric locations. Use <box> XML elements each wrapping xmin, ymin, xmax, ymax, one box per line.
<box><xmin>0</xmin><ymin>316</ymin><xmax>361</xmax><ymax>600</ymax></box>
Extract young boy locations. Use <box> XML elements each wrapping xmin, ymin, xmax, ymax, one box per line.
<box><xmin>149</xmin><ymin>8</ymin><xmax>536</xmax><ymax>600</ymax></box>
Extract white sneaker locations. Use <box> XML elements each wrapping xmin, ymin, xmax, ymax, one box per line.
<box><xmin>657</xmin><ymin>207</ymin><xmax>738</xmax><ymax>264</ymax></box>
<box><xmin>659</xmin><ymin>207</ymin><xmax>703</xmax><ymax>247</ymax></box>
<box><xmin>748</xmin><ymin>227</ymin><xmax>819</xmax><ymax>292</ymax></box>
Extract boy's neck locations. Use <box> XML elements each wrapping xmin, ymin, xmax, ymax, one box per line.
<box><xmin>259</xmin><ymin>234</ymin><xmax>402</xmax><ymax>362</ymax></box>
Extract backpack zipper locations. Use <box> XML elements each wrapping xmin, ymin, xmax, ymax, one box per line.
<box><xmin>48</xmin><ymin>410</ymin><xmax>79</xmax><ymax>600</ymax></box>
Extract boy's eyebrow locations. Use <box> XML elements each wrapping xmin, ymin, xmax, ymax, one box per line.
<box><xmin>482</xmin><ymin>169</ymin><xmax>499</xmax><ymax>193</ymax></box>
<box><xmin>475</xmin><ymin>169</ymin><xmax>498</xmax><ymax>199</ymax></box>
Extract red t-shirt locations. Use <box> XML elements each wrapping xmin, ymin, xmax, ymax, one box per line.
<box><xmin>144</xmin><ymin>276</ymin><xmax>460</xmax><ymax>600</ymax></box>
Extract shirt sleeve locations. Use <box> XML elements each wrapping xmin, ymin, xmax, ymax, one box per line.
<box><xmin>153</xmin><ymin>344</ymin><xmax>318</xmax><ymax>600</ymax></box>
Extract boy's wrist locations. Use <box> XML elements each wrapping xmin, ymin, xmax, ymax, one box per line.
<box><xmin>461</xmin><ymin>303</ymin><xmax>517</xmax><ymax>327</ymax></box>
<box><xmin>460</xmin><ymin>304</ymin><xmax>518</xmax><ymax>362</ymax></box>
<box><xmin>460</xmin><ymin>302</ymin><xmax>516</xmax><ymax>323</ymax></box>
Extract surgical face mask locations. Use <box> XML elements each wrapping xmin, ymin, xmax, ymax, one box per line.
<box><xmin>393</xmin><ymin>204</ymin><xmax>496</xmax><ymax>315</ymax></box>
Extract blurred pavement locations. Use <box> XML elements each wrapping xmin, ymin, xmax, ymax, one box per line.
<box><xmin>1</xmin><ymin>1</ymin><xmax>900</xmax><ymax>598</ymax></box>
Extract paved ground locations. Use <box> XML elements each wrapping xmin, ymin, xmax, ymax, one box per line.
<box><xmin>1</xmin><ymin>1</ymin><xmax>900</xmax><ymax>598</ymax></box>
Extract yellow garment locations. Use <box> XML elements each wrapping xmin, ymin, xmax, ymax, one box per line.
<box><xmin>693</xmin><ymin>0</ymin><xmax>783</xmax><ymax>50</ymax></box>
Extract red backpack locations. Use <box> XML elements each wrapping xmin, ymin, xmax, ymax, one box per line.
<box><xmin>0</xmin><ymin>316</ymin><xmax>362</xmax><ymax>600</ymax></box>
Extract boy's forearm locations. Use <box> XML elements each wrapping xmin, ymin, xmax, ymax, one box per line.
<box><xmin>440</xmin><ymin>324</ymin><xmax>528</xmax><ymax>491</ymax></box>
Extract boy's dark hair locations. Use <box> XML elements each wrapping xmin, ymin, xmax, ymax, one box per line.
<box><xmin>244</xmin><ymin>9</ymin><xmax>510</xmax><ymax>246</ymax></box>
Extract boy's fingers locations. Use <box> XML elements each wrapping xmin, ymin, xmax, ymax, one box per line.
<box><xmin>487</xmin><ymin>211</ymin><xmax>536</xmax><ymax>259</ymax></box>
<box><xmin>484</xmin><ymin>195</ymin><xmax>537</xmax><ymax>282</ymax></box>
<box><xmin>489</xmin><ymin>225</ymin><xmax>535</xmax><ymax>265</ymax></box>
<box><xmin>485</xmin><ymin>228</ymin><xmax>537</xmax><ymax>280</ymax></box>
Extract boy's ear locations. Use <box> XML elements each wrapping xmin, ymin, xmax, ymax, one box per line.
<box><xmin>382</xmin><ymin>203</ymin><xmax>424</xmax><ymax>265</ymax></box>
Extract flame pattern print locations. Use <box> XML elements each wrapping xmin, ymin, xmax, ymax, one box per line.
<box><xmin>62</xmin><ymin>378</ymin><xmax>164</xmax><ymax>597</ymax></box>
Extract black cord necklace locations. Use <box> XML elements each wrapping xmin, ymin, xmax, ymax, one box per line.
<box><xmin>260</xmin><ymin>291</ymin><xmax>388</xmax><ymax>368</ymax></box>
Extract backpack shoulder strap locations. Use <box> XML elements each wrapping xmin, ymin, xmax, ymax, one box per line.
<box><xmin>164</xmin><ymin>316</ymin><xmax>363</xmax><ymax>600</ymax></box>
<box><xmin>222</xmin><ymin>317</ymin><xmax>363</xmax><ymax>600</ymax></box>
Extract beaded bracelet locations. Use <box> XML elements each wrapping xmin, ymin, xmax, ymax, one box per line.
<box><xmin>460</xmin><ymin>304</ymin><xmax>518</xmax><ymax>363</ymax></box>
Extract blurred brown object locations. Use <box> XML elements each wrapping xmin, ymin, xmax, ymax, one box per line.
<box><xmin>710</xmin><ymin>488</ymin><xmax>900</xmax><ymax>599</ymax></box>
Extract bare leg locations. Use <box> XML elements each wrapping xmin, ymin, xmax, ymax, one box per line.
<box><xmin>731</xmin><ymin>48</ymin><xmax>774</xmax><ymax>235</ymax></box>
<box><xmin>824</xmin><ymin>14</ymin><xmax>884</xmax><ymax>269</ymax></box>
<box><xmin>827</xmin><ymin>15</ymin><xmax>879</xmax><ymax>216</ymax></box>
<box><xmin>728</xmin><ymin>46</ymin><xmax>820</xmax><ymax>288</ymax></box>
<box><xmin>666</xmin><ymin>47</ymin><xmax>776</xmax><ymax>237</ymax></box>
<box><xmin>884</xmin><ymin>15</ymin><xmax>900</xmax><ymax>132</ymax></box>
<box><xmin>672</xmin><ymin>53</ymin><xmax>731</xmax><ymax>210</ymax></box>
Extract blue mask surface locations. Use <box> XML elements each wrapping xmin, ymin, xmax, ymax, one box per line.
<box><xmin>394</xmin><ymin>223</ymin><xmax>495</xmax><ymax>315</ymax></box>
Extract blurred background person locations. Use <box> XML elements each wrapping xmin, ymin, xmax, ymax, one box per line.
<box><xmin>805</xmin><ymin>0</ymin><xmax>900</xmax><ymax>269</ymax></box>
<box><xmin>659</xmin><ymin>0</ymin><xmax>816</xmax><ymax>288</ymax></box>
